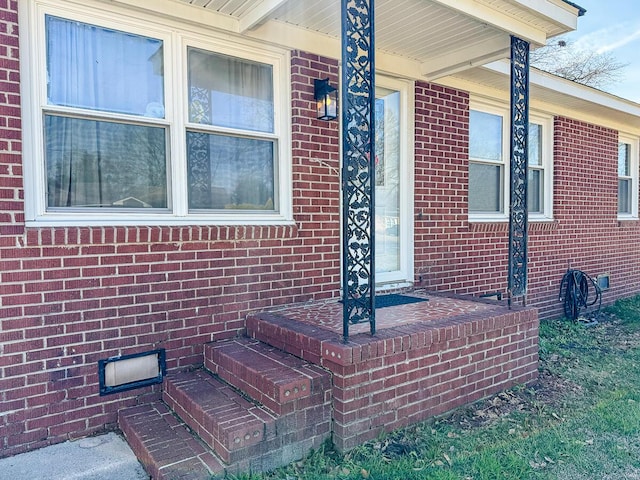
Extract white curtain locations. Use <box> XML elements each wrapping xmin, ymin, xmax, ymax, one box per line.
<box><xmin>45</xmin><ymin>116</ymin><xmax>167</xmax><ymax>208</ymax></box>
<box><xmin>188</xmin><ymin>48</ymin><xmax>274</xmax><ymax>133</ymax></box>
<box><xmin>46</xmin><ymin>15</ymin><xmax>164</xmax><ymax>116</ymax></box>
<box><xmin>45</xmin><ymin>16</ymin><xmax>167</xmax><ymax>209</ymax></box>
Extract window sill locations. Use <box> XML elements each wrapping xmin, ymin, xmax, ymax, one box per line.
<box><xmin>618</xmin><ymin>216</ymin><xmax>639</xmax><ymax>228</ymax></box>
<box><xmin>26</xmin><ymin>212</ymin><xmax>295</xmax><ymax>228</ymax></box>
<box><xmin>23</xmin><ymin>222</ymin><xmax>299</xmax><ymax>245</ymax></box>
<box><xmin>468</xmin><ymin>216</ymin><xmax>556</xmax><ymax>232</ymax></box>
<box><xmin>528</xmin><ymin>219</ymin><xmax>559</xmax><ymax>231</ymax></box>
<box><xmin>468</xmin><ymin>222</ymin><xmax>509</xmax><ymax>233</ymax></box>
<box><xmin>467</xmin><ymin>214</ymin><xmax>509</xmax><ymax>224</ymax></box>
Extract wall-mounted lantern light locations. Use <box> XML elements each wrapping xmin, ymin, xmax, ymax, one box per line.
<box><xmin>314</xmin><ymin>78</ymin><xmax>338</xmax><ymax>121</ymax></box>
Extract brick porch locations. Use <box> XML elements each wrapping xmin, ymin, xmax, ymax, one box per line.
<box><xmin>119</xmin><ymin>292</ymin><xmax>539</xmax><ymax>478</ymax></box>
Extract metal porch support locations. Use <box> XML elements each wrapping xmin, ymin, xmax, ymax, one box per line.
<box><xmin>341</xmin><ymin>0</ymin><xmax>376</xmax><ymax>341</ymax></box>
<box><xmin>508</xmin><ymin>36</ymin><xmax>530</xmax><ymax>305</ymax></box>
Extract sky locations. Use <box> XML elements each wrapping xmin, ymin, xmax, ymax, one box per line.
<box><xmin>564</xmin><ymin>0</ymin><xmax>640</xmax><ymax>103</ymax></box>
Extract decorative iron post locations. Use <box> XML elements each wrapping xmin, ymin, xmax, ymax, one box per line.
<box><xmin>508</xmin><ymin>36</ymin><xmax>530</xmax><ymax>304</ymax></box>
<box><xmin>341</xmin><ymin>0</ymin><xmax>376</xmax><ymax>341</ymax></box>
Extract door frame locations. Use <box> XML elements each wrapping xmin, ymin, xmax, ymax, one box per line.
<box><xmin>373</xmin><ymin>75</ymin><xmax>415</xmax><ymax>287</ymax></box>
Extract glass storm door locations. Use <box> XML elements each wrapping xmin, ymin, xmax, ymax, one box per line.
<box><xmin>374</xmin><ymin>80</ymin><xmax>412</xmax><ymax>285</ymax></box>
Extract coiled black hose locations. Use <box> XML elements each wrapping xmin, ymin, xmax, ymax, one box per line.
<box><xmin>559</xmin><ymin>269</ymin><xmax>602</xmax><ymax>321</ymax></box>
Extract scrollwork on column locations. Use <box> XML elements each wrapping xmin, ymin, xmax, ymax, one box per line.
<box><xmin>341</xmin><ymin>0</ymin><xmax>376</xmax><ymax>340</ymax></box>
<box><xmin>508</xmin><ymin>36</ymin><xmax>530</xmax><ymax>301</ymax></box>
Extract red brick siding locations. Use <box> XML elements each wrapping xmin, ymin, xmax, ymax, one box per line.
<box><xmin>0</xmin><ymin>44</ymin><xmax>341</xmax><ymax>456</ymax></box>
<box><xmin>323</xmin><ymin>307</ymin><xmax>538</xmax><ymax>451</ymax></box>
<box><xmin>0</xmin><ymin>0</ymin><xmax>22</xmax><ymax>235</ymax></box>
<box><xmin>290</xmin><ymin>50</ymin><xmax>342</xmax><ymax>294</ymax></box>
<box><xmin>413</xmin><ymin>82</ymin><xmax>510</xmax><ymax>295</ymax></box>
<box><xmin>414</xmin><ymin>82</ymin><xmax>640</xmax><ymax>319</ymax></box>
<box><xmin>527</xmin><ymin>117</ymin><xmax>640</xmax><ymax>318</ymax></box>
<box><xmin>3</xmin><ymin>0</ymin><xmax>640</xmax><ymax>456</ymax></box>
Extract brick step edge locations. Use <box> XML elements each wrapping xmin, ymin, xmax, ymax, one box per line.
<box><xmin>163</xmin><ymin>369</ymin><xmax>277</xmax><ymax>464</ymax></box>
<box><xmin>245</xmin><ymin>312</ymin><xmax>334</xmax><ymax>366</ymax></box>
<box><xmin>118</xmin><ymin>402</ymin><xmax>224</xmax><ymax>480</ymax></box>
<box><xmin>204</xmin><ymin>338</ymin><xmax>328</xmax><ymax>415</ymax></box>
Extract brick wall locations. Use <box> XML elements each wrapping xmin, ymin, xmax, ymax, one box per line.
<box><xmin>253</xmin><ymin>303</ymin><xmax>539</xmax><ymax>452</ymax></box>
<box><xmin>413</xmin><ymin>82</ymin><xmax>510</xmax><ymax>296</ymax></box>
<box><xmin>2</xmin><ymin>0</ymin><xmax>640</xmax><ymax>456</ymax></box>
<box><xmin>0</xmin><ymin>45</ymin><xmax>342</xmax><ymax>456</ymax></box>
<box><xmin>413</xmin><ymin>82</ymin><xmax>640</xmax><ymax>319</ymax></box>
<box><xmin>0</xmin><ymin>0</ymin><xmax>22</xmax><ymax>234</ymax></box>
<box><xmin>527</xmin><ymin>117</ymin><xmax>640</xmax><ymax>317</ymax></box>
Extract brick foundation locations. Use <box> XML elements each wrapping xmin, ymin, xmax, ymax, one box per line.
<box><xmin>247</xmin><ymin>297</ymin><xmax>539</xmax><ymax>452</ymax></box>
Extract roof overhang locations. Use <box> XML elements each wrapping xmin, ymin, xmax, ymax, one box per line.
<box><xmin>110</xmin><ymin>0</ymin><xmax>623</xmax><ymax>128</ymax></box>
<box><xmin>112</xmin><ymin>0</ymin><xmax>582</xmax><ymax>81</ymax></box>
<box><xmin>440</xmin><ymin>60</ymin><xmax>640</xmax><ymax>134</ymax></box>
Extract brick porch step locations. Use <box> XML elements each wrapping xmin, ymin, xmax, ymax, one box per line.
<box><xmin>163</xmin><ymin>369</ymin><xmax>276</xmax><ymax>465</ymax></box>
<box><xmin>120</xmin><ymin>337</ymin><xmax>333</xmax><ymax>478</ymax></box>
<box><xmin>205</xmin><ymin>338</ymin><xmax>322</xmax><ymax>415</ymax></box>
<box><xmin>118</xmin><ymin>402</ymin><xmax>224</xmax><ymax>480</ymax></box>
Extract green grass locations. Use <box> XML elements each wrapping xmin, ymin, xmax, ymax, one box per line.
<box><xmin>229</xmin><ymin>297</ymin><xmax>640</xmax><ymax>480</ymax></box>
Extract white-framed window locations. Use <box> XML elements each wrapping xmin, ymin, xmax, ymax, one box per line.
<box><xmin>527</xmin><ymin>114</ymin><xmax>553</xmax><ymax>219</ymax></box>
<box><xmin>468</xmin><ymin>104</ymin><xmax>507</xmax><ymax>218</ymax></box>
<box><xmin>618</xmin><ymin>134</ymin><xmax>639</xmax><ymax>219</ymax></box>
<box><xmin>468</xmin><ymin>99</ymin><xmax>553</xmax><ymax>221</ymax></box>
<box><xmin>20</xmin><ymin>0</ymin><xmax>292</xmax><ymax>226</ymax></box>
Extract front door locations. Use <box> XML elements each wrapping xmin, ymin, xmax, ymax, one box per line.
<box><xmin>374</xmin><ymin>77</ymin><xmax>414</xmax><ymax>285</ymax></box>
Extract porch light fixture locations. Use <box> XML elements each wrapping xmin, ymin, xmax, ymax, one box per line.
<box><xmin>314</xmin><ymin>78</ymin><xmax>338</xmax><ymax>121</ymax></box>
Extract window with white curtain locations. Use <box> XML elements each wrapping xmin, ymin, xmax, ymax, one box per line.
<box><xmin>22</xmin><ymin>1</ymin><xmax>291</xmax><ymax>225</ymax></box>
<box><xmin>45</xmin><ymin>16</ymin><xmax>168</xmax><ymax>210</ymax></box>
<box><xmin>468</xmin><ymin>100</ymin><xmax>553</xmax><ymax>221</ymax></box>
<box><xmin>186</xmin><ymin>48</ymin><xmax>277</xmax><ymax>211</ymax></box>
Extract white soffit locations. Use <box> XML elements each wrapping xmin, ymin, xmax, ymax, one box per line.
<box><xmin>171</xmin><ymin>0</ymin><xmax>581</xmax><ymax>80</ymax></box>
<box><xmin>475</xmin><ymin>0</ymin><xmax>579</xmax><ymax>37</ymax></box>
<box><xmin>442</xmin><ymin>60</ymin><xmax>640</xmax><ymax>134</ymax></box>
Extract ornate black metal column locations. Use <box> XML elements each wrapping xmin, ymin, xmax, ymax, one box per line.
<box><xmin>508</xmin><ymin>36</ymin><xmax>530</xmax><ymax>305</ymax></box>
<box><xmin>341</xmin><ymin>0</ymin><xmax>375</xmax><ymax>341</ymax></box>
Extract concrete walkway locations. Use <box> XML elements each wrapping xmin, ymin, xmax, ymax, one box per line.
<box><xmin>0</xmin><ymin>432</ymin><xmax>149</xmax><ymax>480</ymax></box>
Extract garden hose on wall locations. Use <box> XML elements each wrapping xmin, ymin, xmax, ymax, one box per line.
<box><xmin>558</xmin><ymin>269</ymin><xmax>602</xmax><ymax>321</ymax></box>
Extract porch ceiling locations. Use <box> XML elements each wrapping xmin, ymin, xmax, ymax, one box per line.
<box><xmin>159</xmin><ymin>0</ymin><xmax>582</xmax><ymax>80</ymax></box>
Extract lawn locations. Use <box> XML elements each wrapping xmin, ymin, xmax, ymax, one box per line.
<box><xmin>233</xmin><ymin>296</ymin><xmax>640</xmax><ymax>480</ymax></box>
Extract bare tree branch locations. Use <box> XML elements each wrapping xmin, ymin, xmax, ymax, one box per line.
<box><xmin>531</xmin><ymin>36</ymin><xmax>628</xmax><ymax>89</ymax></box>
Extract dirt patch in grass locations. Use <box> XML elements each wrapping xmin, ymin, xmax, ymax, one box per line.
<box><xmin>427</xmin><ymin>349</ymin><xmax>587</xmax><ymax>439</ymax></box>
<box><xmin>437</xmin><ymin>369</ymin><xmax>580</xmax><ymax>432</ymax></box>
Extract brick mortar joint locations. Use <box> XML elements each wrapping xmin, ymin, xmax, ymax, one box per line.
<box><xmin>319</xmin><ymin>315</ymin><xmax>537</xmax><ymax>368</ymax></box>
<box><xmin>15</xmin><ymin>224</ymin><xmax>301</xmax><ymax>246</ymax></box>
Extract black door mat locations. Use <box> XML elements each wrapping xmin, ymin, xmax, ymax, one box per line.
<box><xmin>340</xmin><ymin>294</ymin><xmax>428</xmax><ymax>309</ymax></box>
<box><xmin>375</xmin><ymin>294</ymin><xmax>428</xmax><ymax>309</ymax></box>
